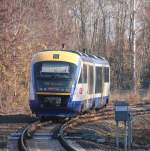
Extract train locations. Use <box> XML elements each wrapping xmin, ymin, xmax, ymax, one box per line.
<box><xmin>29</xmin><ymin>50</ymin><xmax>110</xmax><ymax>118</ymax></box>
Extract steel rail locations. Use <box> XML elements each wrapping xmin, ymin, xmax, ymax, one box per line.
<box><xmin>18</xmin><ymin>103</ymin><xmax>149</xmax><ymax>151</ymax></box>
<box><xmin>18</xmin><ymin>120</ymin><xmax>59</xmax><ymax>151</ymax></box>
<box><xmin>58</xmin><ymin>105</ymin><xmax>150</xmax><ymax>151</ymax></box>
<box><xmin>57</xmin><ymin>107</ymin><xmax>114</xmax><ymax>151</ymax></box>
<box><xmin>18</xmin><ymin>120</ymin><xmax>40</xmax><ymax>151</ymax></box>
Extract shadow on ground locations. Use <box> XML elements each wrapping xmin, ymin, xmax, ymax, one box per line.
<box><xmin>0</xmin><ymin>114</ymin><xmax>38</xmax><ymax>123</ymax></box>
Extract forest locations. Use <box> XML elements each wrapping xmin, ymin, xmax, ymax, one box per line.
<box><xmin>0</xmin><ymin>0</ymin><xmax>150</xmax><ymax>112</ymax></box>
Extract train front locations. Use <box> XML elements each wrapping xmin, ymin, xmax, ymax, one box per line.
<box><xmin>29</xmin><ymin>50</ymin><xmax>80</xmax><ymax>118</ymax></box>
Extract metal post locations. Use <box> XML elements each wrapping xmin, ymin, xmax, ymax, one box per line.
<box><xmin>124</xmin><ymin>121</ymin><xmax>128</xmax><ymax>151</ymax></box>
<box><xmin>128</xmin><ymin>115</ymin><xmax>133</xmax><ymax>149</ymax></box>
<box><xmin>131</xmin><ymin>118</ymin><xmax>133</xmax><ymax>144</ymax></box>
<box><xmin>128</xmin><ymin>120</ymin><xmax>130</xmax><ymax>149</ymax></box>
<box><xmin>116</xmin><ymin>121</ymin><xmax>119</xmax><ymax>148</ymax></box>
<box><xmin>114</xmin><ymin>101</ymin><xmax>130</xmax><ymax>151</ymax></box>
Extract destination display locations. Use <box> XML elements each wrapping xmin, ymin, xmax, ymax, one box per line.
<box><xmin>41</xmin><ymin>63</ymin><xmax>69</xmax><ymax>73</ymax></box>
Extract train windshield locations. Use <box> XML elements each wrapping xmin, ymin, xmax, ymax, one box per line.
<box><xmin>34</xmin><ymin>61</ymin><xmax>77</xmax><ymax>92</ymax></box>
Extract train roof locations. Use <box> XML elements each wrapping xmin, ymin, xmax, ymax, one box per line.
<box><xmin>33</xmin><ymin>49</ymin><xmax>109</xmax><ymax>66</ymax></box>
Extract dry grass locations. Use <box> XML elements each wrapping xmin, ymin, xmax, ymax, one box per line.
<box><xmin>0</xmin><ymin>89</ymin><xmax>149</xmax><ymax>114</ymax></box>
<box><xmin>0</xmin><ymin>99</ymin><xmax>31</xmax><ymax>115</ymax></box>
<box><xmin>110</xmin><ymin>89</ymin><xmax>150</xmax><ymax>105</ymax></box>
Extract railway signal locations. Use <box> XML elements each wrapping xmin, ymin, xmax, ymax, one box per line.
<box><xmin>114</xmin><ymin>101</ymin><xmax>133</xmax><ymax>151</ymax></box>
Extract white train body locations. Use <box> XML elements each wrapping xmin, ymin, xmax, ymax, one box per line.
<box><xmin>29</xmin><ymin>50</ymin><xmax>110</xmax><ymax>117</ymax></box>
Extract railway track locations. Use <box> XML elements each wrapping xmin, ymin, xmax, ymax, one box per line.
<box><xmin>58</xmin><ymin>103</ymin><xmax>150</xmax><ymax>151</ymax></box>
<box><xmin>16</xmin><ymin>107</ymin><xmax>115</xmax><ymax>151</ymax></box>
<box><xmin>18</xmin><ymin>120</ymin><xmax>65</xmax><ymax>151</ymax></box>
<box><xmin>8</xmin><ymin>102</ymin><xmax>149</xmax><ymax>151</ymax></box>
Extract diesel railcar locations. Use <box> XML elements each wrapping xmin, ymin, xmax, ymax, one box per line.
<box><xmin>29</xmin><ymin>50</ymin><xmax>110</xmax><ymax>118</ymax></box>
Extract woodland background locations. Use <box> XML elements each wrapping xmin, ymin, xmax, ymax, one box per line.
<box><xmin>0</xmin><ymin>0</ymin><xmax>150</xmax><ymax>112</ymax></box>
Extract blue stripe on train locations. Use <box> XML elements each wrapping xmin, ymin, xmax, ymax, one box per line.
<box><xmin>67</xmin><ymin>100</ymin><xmax>82</xmax><ymax>112</ymax></box>
<box><xmin>30</xmin><ymin>95</ymin><xmax>109</xmax><ymax>117</ymax></box>
<box><xmin>68</xmin><ymin>96</ymin><xmax>109</xmax><ymax>112</ymax></box>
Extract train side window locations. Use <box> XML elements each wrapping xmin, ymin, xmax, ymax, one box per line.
<box><xmin>79</xmin><ymin>69</ymin><xmax>83</xmax><ymax>83</ymax></box>
<box><xmin>79</xmin><ymin>64</ymin><xmax>87</xmax><ymax>83</ymax></box>
<box><xmin>88</xmin><ymin>66</ymin><xmax>94</xmax><ymax>94</ymax></box>
<box><xmin>95</xmin><ymin>67</ymin><xmax>102</xmax><ymax>93</ymax></box>
<box><xmin>104</xmin><ymin>67</ymin><xmax>109</xmax><ymax>82</ymax></box>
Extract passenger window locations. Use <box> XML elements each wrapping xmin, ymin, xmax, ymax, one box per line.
<box><xmin>79</xmin><ymin>69</ymin><xmax>83</xmax><ymax>83</ymax></box>
<box><xmin>88</xmin><ymin>66</ymin><xmax>94</xmax><ymax>94</ymax></box>
<box><xmin>104</xmin><ymin>67</ymin><xmax>109</xmax><ymax>82</ymax></box>
<box><xmin>95</xmin><ymin>67</ymin><xmax>102</xmax><ymax>93</ymax></box>
<box><xmin>79</xmin><ymin>64</ymin><xmax>87</xmax><ymax>83</ymax></box>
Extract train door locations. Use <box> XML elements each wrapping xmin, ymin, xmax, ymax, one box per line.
<box><xmin>101</xmin><ymin>66</ymin><xmax>110</xmax><ymax>105</ymax></box>
<box><xmin>87</xmin><ymin>65</ymin><xmax>95</xmax><ymax>109</ymax></box>
<box><xmin>76</xmin><ymin>63</ymin><xmax>88</xmax><ymax>112</ymax></box>
<box><xmin>95</xmin><ymin>66</ymin><xmax>103</xmax><ymax>108</ymax></box>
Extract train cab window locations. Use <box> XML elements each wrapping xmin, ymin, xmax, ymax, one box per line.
<box><xmin>104</xmin><ymin>67</ymin><xmax>109</xmax><ymax>82</ymax></box>
<box><xmin>79</xmin><ymin>64</ymin><xmax>87</xmax><ymax>83</ymax></box>
<box><xmin>95</xmin><ymin>67</ymin><xmax>102</xmax><ymax>93</ymax></box>
<box><xmin>34</xmin><ymin>61</ymin><xmax>77</xmax><ymax>92</ymax></box>
<box><xmin>88</xmin><ymin>66</ymin><xmax>94</xmax><ymax>94</ymax></box>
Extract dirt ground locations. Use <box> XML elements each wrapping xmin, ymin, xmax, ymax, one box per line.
<box><xmin>65</xmin><ymin>100</ymin><xmax>150</xmax><ymax>151</ymax></box>
<box><xmin>0</xmin><ymin>98</ymin><xmax>149</xmax><ymax>151</ymax></box>
<box><xmin>66</xmin><ymin>113</ymin><xmax>150</xmax><ymax>151</ymax></box>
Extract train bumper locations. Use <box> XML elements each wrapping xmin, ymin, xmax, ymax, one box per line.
<box><xmin>67</xmin><ymin>101</ymin><xmax>82</xmax><ymax>112</ymax></box>
<box><xmin>29</xmin><ymin>100</ymin><xmax>80</xmax><ymax>118</ymax></box>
